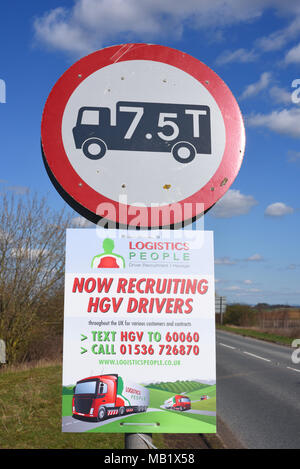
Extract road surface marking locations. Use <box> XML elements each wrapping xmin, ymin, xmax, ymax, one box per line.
<box><xmin>243</xmin><ymin>351</ymin><xmax>271</xmax><ymax>362</ymax></box>
<box><xmin>62</xmin><ymin>419</ymin><xmax>80</xmax><ymax>427</ymax></box>
<box><xmin>219</xmin><ymin>343</ymin><xmax>236</xmax><ymax>349</ymax></box>
<box><xmin>286</xmin><ymin>366</ymin><xmax>300</xmax><ymax>373</ymax></box>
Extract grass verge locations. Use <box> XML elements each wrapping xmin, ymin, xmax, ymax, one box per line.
<box><xmin>0</xmin><ymin>364</ymin><xmax>124</xmax><ymax>449</ymax></box>
<box><xmin>217</xmin><ymin>324</ymin><xmax>294</xmax><ymax>346</ymax></box>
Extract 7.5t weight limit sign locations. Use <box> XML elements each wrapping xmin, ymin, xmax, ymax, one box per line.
<box><xmin>73</xmin><ymin>101</ymin><xmax>211</xmax><ymax>164</ymax></box>
<box><xmin>41</xmin><ymin>44</ymin><xmax>245</xmax><ymax>228</ymax></box>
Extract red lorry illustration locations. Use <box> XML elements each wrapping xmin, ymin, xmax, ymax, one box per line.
<box><xmin>72</xmin><ymin>374</ymin><xmax>149</xmax><ymax>421</ymax></box>
<box><xmin>164</xmin><ymin>394</ymin><xmax>191</xmax><ymax>411</ymax></box>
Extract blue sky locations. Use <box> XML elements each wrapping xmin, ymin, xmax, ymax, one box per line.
<box><xmin>0</xmin><ymin>0</ymin><xmax>300</xmax><ymax>305</ymax></box>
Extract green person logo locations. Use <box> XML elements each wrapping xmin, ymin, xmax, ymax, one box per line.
<box><xmin>91</xmin><ymin>238</ymin><xmax>125</xmax><ymax>269</ymax></box>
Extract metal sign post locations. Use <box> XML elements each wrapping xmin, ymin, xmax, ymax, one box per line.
<box><xmin>125</xmin><ymin>433</ymin><xmax>155</xmax><ymax>449</ymax></box>
<box><xmin>215</xmin><ymin>295</ymin><xmax>227</xmax><ymax>325</ymax></box>
<box><xmin>0</xmin><ymin>339</ymin><xmax>6</xmax><ymax>364</ymax></box>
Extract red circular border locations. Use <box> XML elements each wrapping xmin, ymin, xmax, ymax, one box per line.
<box><xmin>41</xmin><ymin>43</ymin><xmax>245</xmax><ymax>227</ymax></box>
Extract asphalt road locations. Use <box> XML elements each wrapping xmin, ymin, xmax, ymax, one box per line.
<box><xmin>216</xmin><ymin>330</ymin><xmax>300</xmax><ymax>449</ymax></box>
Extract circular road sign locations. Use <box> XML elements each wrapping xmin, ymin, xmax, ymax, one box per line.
<box><xmin>41</xmin><ymin>43</ymin><xmax>245</xmax><ymax>228</ymax></box>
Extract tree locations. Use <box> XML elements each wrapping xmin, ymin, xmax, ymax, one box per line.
<box><xmin>223</xmin><ymin>303</ymin><xmax>256</xmax><ymax>326</ymax></box>
<box><xmin>0</xmin><ymin>192</ymin><xmax>72</xmax><ymax>363</ymax></box>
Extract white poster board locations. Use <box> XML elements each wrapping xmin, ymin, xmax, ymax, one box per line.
<box><xmin>62</xmin><ymin>229</ymin><xmax>216</xmax><ymax>434</ymax></box>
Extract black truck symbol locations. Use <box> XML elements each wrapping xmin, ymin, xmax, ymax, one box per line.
<box><xmin>73</xmin><ymin>101</ymin><xmax>211</xmax><ymax>164</ymax></box>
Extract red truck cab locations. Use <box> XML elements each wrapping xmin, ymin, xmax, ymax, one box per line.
<box><xmin>72</xmin><ymin>374</ymin><xmax>148</xmax><ymax>421</ymax></box>
<box><xmin>174</xmin><ymin>395</ymin><xmax>191</xmax><ymax>411</ymax></box>
<box><xmin>72</xmin><ymin>374</ymin><xmax>119</xmax><ymax>421</ymax></box>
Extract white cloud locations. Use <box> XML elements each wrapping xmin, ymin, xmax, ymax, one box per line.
<box><xmin>224</xmin><ymin>285</ymin><xmax>242</xmax><ymax>291</ymax></box>
<box><xmin>34</xmin><ymin>7</ymin><xmax>93</xmax><ymax>55</ymax></box>
<box><xmin>247</xmin><ymin>108</ymin><xmax>300</xmax><ymax>138</ymax></box>
<box><xmin>0</xmin><ymin>180</ymin><xmax>30</xmax><ymax>195</ymax></box>
<box><xmin>269</xmin><ymin>85</ymin><xmax>292</xmax><ymax>105</ymax></box>
<box><xmin>240</xmin><ymin>72</ymin><xmax>272</xmax><ymax>100</ymax></box>
<box><xmin>214</xmin><ymin>12</ymin><xmax>300</xmax><ymax>66</ymax></box>
<box><xmin>210</xmin><ymin>189</ymin><xmax>258</xmax><ymax>218</ymax></box>
<box><xmin>33</xmin><ymin>1</ymin><xmax>300</xmax><ymax>56</ymax></box>
<box><xmin>223</xmin><ymin>284</ymin><xmax>262</xmax><ymax>294</ymax></box>
<box><xmin>264</xmin><ymin>202</ymin><xmax>294</xmax><ymax>217</ymax></box>
<box><xmin>284</xmin><ymin>42</ymin><xmax>300</xmax><ymax>64</ymax></box>
<box><xmin>216</xmin><ymin>254</ymin><xmax>264</xmax><ymax>264</ymax></box>
<box><xmin>245</xmin><ymin>253</ymin><xmax>264</xmax><ymax>261</ymax></box>
<box><xmin>215</xmin><ymin>257</ymin><xmax>236</xmax><ymax>265</ymax></box>
<box><xmin>256</xmin><ymin>16</ymin><xmax>300</xmax><ymax>52</ymax></box>
<box><xmin>71</xmin><ymin>215</ymin><xmax>94</xmax><ymax>227</ymax></box>
<box><xmin>216</xmin><ymin>48</ymin><xmax>257</xmax><ymax>65</ymax></box>
<box><xmin>287</xmin><ymin>264</ymin><xmax>299</xmax><ymax>270</ymax></box>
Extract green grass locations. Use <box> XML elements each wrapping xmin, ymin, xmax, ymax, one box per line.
<box><xmin>0</xmin><ymin>364</ymin><xmax>123</xmax><ymax>449</ymax></box>
<box><xmin>62</xmin><ymin>391</ymin><xmax>73</xmax><ymax>417</ymax></box>
<box><xmin>187</xmin><ymin>384</ymin><xmax>216</xmax><ymax>400</ymax></box>
<box><xmin>191</xmin><ymin>398</ymin><xmax>216</xmax><ymax>412</ymax></box>
<box><xmin>217</xmin><ymin>325</ymin><xmax>294</xmax><ymax>346</ymax></box>
<box><xmin>148</xmin><ymin>387</ymin><xmax>172</xmax><ymax>408</ymax></box>
<box><xmin>146</xmin><ymin>380</ymin><xmax>208</xmax><ymax>394</ymax></box>
<box><xmin>187</xmin><ymin>384</ymin><xmax>216</xmax><ymax>412</ymax></box>
<box><xmin>87</xmin><ymin>409</ymin><xmax>216</xmax><ymax>434</ymax></box>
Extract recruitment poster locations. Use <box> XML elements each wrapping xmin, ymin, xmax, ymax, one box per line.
<box><xmin>62</xmin><ymin>228</ymin><xmax>216</xmax><ymax>433</ymax></box>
